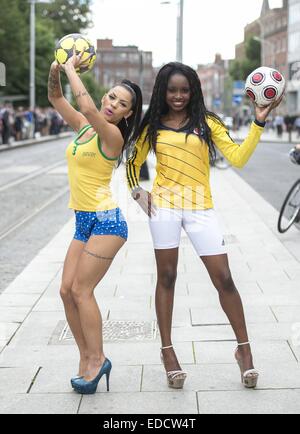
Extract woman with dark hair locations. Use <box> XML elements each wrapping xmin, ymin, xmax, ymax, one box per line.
<box><xmin>127</xmin><ymin>62</ymin><xmax>282</xmax><ymax>390</ymax></box>
<box><xmin>48</xmin><ymin>53</ymin><xmax>142</xmax><ymax>395</ymax></box>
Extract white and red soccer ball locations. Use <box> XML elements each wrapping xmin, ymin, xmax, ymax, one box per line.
<box><xmin>245</xmin><ymin>67</ymin><xmax>285</xmax><ymax>107</ymax></box>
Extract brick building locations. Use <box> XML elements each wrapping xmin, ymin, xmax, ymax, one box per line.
<box><xmin>235</xmin><ymin>19</ymin><xmax>261</xmax><ymax>61</ymax></box>
<box><xmin>260</xmin><ymin>0</ymin><xmax>288</xmax><ymax>77</ymax></box>
<box><xmin>94</xmin><ymin>39</ymin><xmax>155</xmax><ymax>104</ymax></box>
<box><xmin>287</xmin><ymin>0</ymin><xmax>300</xmax><ymax>115</ymax></box>
<box><xmin>197</xmin><ymin>54</ymin><xmax>232</xmax><ymax>114</ymax></box>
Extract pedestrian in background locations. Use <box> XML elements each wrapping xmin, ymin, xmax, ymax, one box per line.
<box><xmin>48</xmin><ymin>52</ymin><xmax>142</xmax><ymax>395</ymax></box>
<box><xmin>127</xmin><ymin>62</ymin><xmax>283</xmax><ymax>390</ymax></box>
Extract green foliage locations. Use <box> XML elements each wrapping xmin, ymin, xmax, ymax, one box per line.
<box><xmin>0</xmin><ymin>0</ymin><xmax>93</xmax><ymax>106</ymax></box>
<box><xmin>0</xmin><ymin>0</ymin><xmax>28</xmax><ymax>96</ymax></box>
<box><xmin>229</xmin><ymin>37</ymin><xmax>261</xmax><ymax>81</ymax></box>
<box><xmin>37</xmin><ymin>0</ymin><xmax>93</xmax><ymax>40</ymax></box>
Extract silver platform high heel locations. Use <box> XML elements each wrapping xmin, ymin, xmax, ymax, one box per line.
<box><xmin>160</xmin><ymin>345</ymin><xmax>187</xmax><ymax>389</ymax></box>
<box><xmin>235</xmin><ymin>342</ymin><xmax>259</xmax><ymax>389</ymax></box>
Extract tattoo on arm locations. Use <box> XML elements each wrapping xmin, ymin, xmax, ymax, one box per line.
<box><xmin>48</xmin><ymin>69</ymin><xmax>63</xmax><ymax>98</ymax></box>
<box><xmin>74</xmin><ymin>90</ymin><xmax>89</xmax><ymax>99</ymax></box>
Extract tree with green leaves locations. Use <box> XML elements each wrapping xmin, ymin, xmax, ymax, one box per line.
<box><xmin>0</xmin><ymin>0</ymin><xmax>28</xmax><ymax>97</ymax></box>
<box><xmin>0</xmin><ymin>0</ymin><xmax>94</xmax><ymax>106</ymax></box>
<box><xmin>230</xmin><ymin>37</ymin><xmax>261</xmax><ymax>81</ymax></box>
<box><xmin>37</xmin><ymin>0</ymin><xmax>93</xmax><ymax>40</ymax></box>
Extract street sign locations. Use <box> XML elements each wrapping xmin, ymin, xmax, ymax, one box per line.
<box><xmin>232</xmin><ymin>95</ymin><xmax>243</xmax><ymax>105</ymax></box>
<box><xmin>233</xmin><ymin>81</ymin><xmax>245</xmax><ymax>96</ymax></box>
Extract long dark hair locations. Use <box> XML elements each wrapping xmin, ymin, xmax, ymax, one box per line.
<box><xmin>116</xmin><ymin>79</ymin><xmax>143</xmax><ymax>166</ymax></box>
<box><xmin>138</xmin><ymin>62</ymin><xmax>225</xmax><ymax>163</ymax></box>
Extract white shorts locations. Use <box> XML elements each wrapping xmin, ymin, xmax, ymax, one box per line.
<box><xmin>148</xmin><ymin>208</ymin><xmax>227</xmax><ymax>256</ymax></box>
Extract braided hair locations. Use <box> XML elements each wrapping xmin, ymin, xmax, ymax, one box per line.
<box><xmin>138</xmin><ymin>62</ymin><xmax>225</xmax><ymax>163</ymax></box>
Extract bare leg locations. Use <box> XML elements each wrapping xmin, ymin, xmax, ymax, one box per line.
<box><xmin>71</xmin><ymin>235</ymin><xmax>125</xmax><ymax>381</ymax></box>
<box><xmin>201</xmin><ymin>254</ymin><xmax>255</xmax><ymax>373</ymax></box>
<box><xmin>154</xmin><ymin>248</ymin><xmax>183</xmax><ymax>374</ymax></box>
<box><xmin>60</xmin><ymin>239</ymin><xmax>88</xmax><ymax>376</ymax></box>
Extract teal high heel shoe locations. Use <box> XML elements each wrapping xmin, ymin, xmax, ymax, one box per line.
<box><xmin>70</xmin><ymin>375</ymin><xmax>83</xmax><ymax>389</ymax></box>
<box><xmin>72</xmin><ymin>358</ymin><xmax>112</xmax><ymax>395</ymax></box>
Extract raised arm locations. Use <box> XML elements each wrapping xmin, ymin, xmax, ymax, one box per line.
<box><xmin>48</xmin><ymin>61</ymin><xmax>87</xmax><ymax>132</ymax></box>
<box><xmin>63</xmin><ymin>54</ymin><xmax>123</xmax><ymax>156</ymax></box>
<box><xmin>209</xmin><ymin>95</ymin><xmax>284</xmax><ymax>168</ymax></box>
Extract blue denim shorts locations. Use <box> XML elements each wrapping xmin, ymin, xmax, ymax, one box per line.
<box><xmin>74</xmin><ymin>208</ymin><xmax>128</xmax><ymax>243</ymax></box>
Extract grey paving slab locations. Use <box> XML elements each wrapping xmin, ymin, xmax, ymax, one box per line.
<box><xmin>0</xmin><ymin>294</ymin><xmax>41</xmax><ymax>308</ymax></box>
<box><xmin>0</xmin><ymin>307</ymin><xmax>31</xmax><ymax>323</ymax></box>
<box><xmin>102</xmin><ymin>342</ymin><xmax>194</xmax><ymax>366</ymax></box>
<box><xmin>193</xmin><ymin>340</ymin><xmax>296</xmax><ymax>365</ymax></box>
<box><xmin>197</xmin><ymin>389</ymin><xmax>300</xmax><ymax>414</ymax></box>
<box><xmin>30</xmin><ymin>365</ymin><xmax>142</xmax><ymax>394</ymax></box>
<box><xmin>272</xmin><ymin>306</ymin><xmax>300</xmax><ymax>323</ymax></box>
<box><xmin>0</xmin><ymin>367</ymin><xmax>39</xmax><ymax>394</ymax></box>
<box><xmin>0</xmin><ymin>323</ymin><xmax>20</xmax><ymax>342</ymax></box>
<box><xmin>191</xmin><ymin>306</ymin><xmax>276</xmax><ymax>326</ymax></box>
<box><xmin>248</xmin><ymin>323</ymin><xmax>297</xmax><ymax>341</ymax></box>
<box><xmin>172</xmin><ymin>325</ymin><xmax>235</xmax><ymax>342</ymax></box>
<box><xmin>142</xmin><ymin>361</ymin><xmax>300</xmax><ymax>393</ymax></box>
<box><xmin>0</xmin><ymin>345</ymin><xmax>79</xmax><ymax>368</ymax></box>
<box><xmin>188</xmin><ymin>282</ymin><xmax>263</xmax><ymax>297</ymax></box>
<box><xmin>257</xmin><ymin>280</ymin><xmax>300</xmax><ymax>293</ymax></box>
<box><xmin>8</xmin><ymin>311</ymin><xmax>66</xmax><ymax>346</ymax></box>
<box><xmin>0</xmin><ymin>393</ymin><xmax>80</xmax><ymax>414</ymax></box>
<box><xmin>100</xmin><ymin>273</ymin><xmax>153</xmax><ymax>286</ymax></box>
<box><xmin>3</xmin><ymin>281</ymin><xmax>51</xmax><ymax>295</ymax></box>
<box><xmin>79</xmin><ymin>391</ymin><xmax>198</xmax><ymax>414</ymax></box>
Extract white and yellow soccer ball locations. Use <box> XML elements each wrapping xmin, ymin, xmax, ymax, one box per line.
<box><xmin>55</xmin><ymin>33</ymin><xmax>96</xmax><ymax>74</ymax></box>
<box><xmin>245</xmin><ymin>66</ymin><xmax>285</xmax><ymax>107</ymax></box>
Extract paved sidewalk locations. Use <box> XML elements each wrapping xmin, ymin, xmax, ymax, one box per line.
<box><xmin>231</xmin><ymin>126</ymin><xmax>299</xmax><ymax>144</ymax></box>
<box><xmin>0</xmin><ymin>163</ymin><xmax>300</xmax><ymax>414</ymax></box>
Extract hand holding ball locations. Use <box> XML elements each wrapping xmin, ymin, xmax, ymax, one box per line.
<box><xmin>245</xmin><ymin>67</ymin><xmax>285</xmax><ymax>107</ymax></box>
<box><xmin>55</xmin><ymin>33</ymin><xmax>96</xmax><ymax>74</ymax></box>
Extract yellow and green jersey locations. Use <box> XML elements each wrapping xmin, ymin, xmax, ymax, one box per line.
<box><xmin>126</xmin><ymin>118</ymin><xmax>264</xmax><ymax>210</ymax></box>
<box><xmin>66</xmin><ymin>124</ymin><xmax>118</xmax><ymax>212</ymax></box>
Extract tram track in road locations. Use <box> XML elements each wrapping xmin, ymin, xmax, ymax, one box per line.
<box><xmin>0</xmin><ymin>160</ymin><xmax>66</xmax><ymax>193</ymax></box>
<box><xmin>0</xmin><ymin>186</ymin><xmax>70</xmax><ymax>242</ymax></box>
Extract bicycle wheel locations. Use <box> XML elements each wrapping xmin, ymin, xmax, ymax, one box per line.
<box><xmin>278</xmin><ymin>179</ymin><xmax>300</xmax><ymax>233</ymax></box>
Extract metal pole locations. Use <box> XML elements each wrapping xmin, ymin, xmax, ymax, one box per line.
<box><xmin>29</xmin><ymin>0</ymin><xmax>36</xmax><ymax>110</ymax></box>
<box><xmin>176</xmin><ymin>0</ymin><xmax>184</xmax><ymax>62</ymax></box>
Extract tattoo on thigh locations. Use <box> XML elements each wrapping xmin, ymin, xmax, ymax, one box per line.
<box><xmin>84</xmin><ymin>249</ymin><xmax>114</xmax><ymax>261</ymax></box>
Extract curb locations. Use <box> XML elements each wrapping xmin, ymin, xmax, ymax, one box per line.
<box><xmin>0</xmin><ymin>132</ymin><xmax>74</xmax><ymax>152</ymax></box>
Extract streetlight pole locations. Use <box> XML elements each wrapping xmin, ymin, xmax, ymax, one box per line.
<box><xmin>161</xmin><ymin>0</ymin><xmax>184</xmax><ymax>62</ymax></box>
<box><xmin>177</xmin><ymin>0</ymin><xmax>184</xmax><ymax>63</ymax></box>
<box><xmin>29</xmin><ymin>0</ymin><xmax>36</xmax><ymax>111</ymax></box>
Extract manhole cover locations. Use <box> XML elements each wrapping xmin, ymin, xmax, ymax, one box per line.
<box><xmin>49</xmin><ymin>320</ymin><xmax>157</xmax><ymax>344</ymax></box>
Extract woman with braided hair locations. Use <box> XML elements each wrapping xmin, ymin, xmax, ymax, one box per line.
<box><xmin>126</xmin><ymin>62</ymin><xmax>283</xmax><ymax>389</ymax></box>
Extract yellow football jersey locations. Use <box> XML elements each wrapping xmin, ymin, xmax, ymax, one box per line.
<box><xmin>66</xmin><ymin>125</ymin><xmax>118</xmax><ymax>212</ymax></box>
<box><xmin>126</xmin><ymin>118</ymin><xmax>264</xmax><ymax>210</ymax></box>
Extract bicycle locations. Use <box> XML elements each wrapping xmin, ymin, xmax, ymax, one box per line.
<box><xmin>278</xmin><ymin>146</ymin><xmax>300</xmax><ymax>233</ymax></box>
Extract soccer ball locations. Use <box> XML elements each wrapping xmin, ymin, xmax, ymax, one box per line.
<box><xmin>54</xmin><ymin>33</ymin><xmax>96</xmax><ymax>74</ymax></box>
<box><xmin>245</xmin><ymin>67</ymin><xmax>285</xmax><ymax>107</ymax></box>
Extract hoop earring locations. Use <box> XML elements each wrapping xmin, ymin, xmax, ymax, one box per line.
<box><xmin>124</xmin><ymin>118</ymin><xmax>128</xmax><ymax>128</ymax></box>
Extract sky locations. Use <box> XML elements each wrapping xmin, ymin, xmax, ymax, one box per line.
<box><xmin>88</xmin><ymin>0</ymin><xmax>283</xmax><ymax>68</ymax></box>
